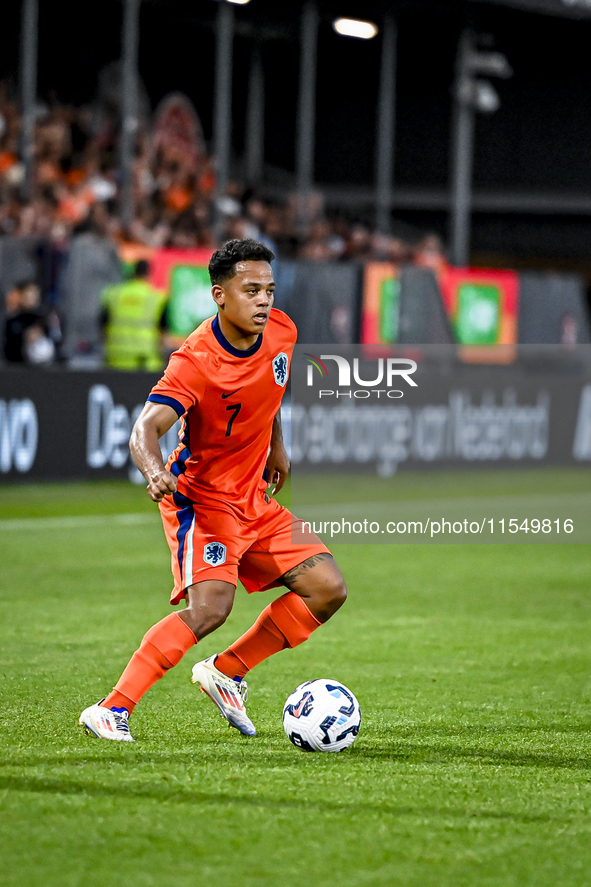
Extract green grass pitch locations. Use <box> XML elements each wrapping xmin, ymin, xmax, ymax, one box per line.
<box><xmin>1</xmin><ymin>474</ymin><xmax>591</xmax><ymax>887</ymax></box>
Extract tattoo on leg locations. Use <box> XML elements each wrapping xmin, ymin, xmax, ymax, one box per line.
<box><xmin>282</xmin><ymin>553</ymin><xmax>334</xmax><ymax>587</ymax></box>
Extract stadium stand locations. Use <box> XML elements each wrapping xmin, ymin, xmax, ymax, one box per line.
<box><xmin>0</xmin><ymin>80</ymin><xmax>589</xmax><ymax>360</ymax></box>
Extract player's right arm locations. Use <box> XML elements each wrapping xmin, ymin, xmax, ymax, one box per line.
<box><xmin>130</xmin><ymin>402</ymin><xmax>179</xmax><ymax>502</ymax></box>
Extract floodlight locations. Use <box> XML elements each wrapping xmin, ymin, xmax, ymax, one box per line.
<box><xmin>474</xmin><ymin>80</ymin><xmax>500</xmax><ymax>113</ymax></box>
<box><xmin>333</xmin><ymin>18</ymin><xmax>378</xmax><ymax>39</ymax></box>
<box><xmin>466</xmin><ymin>50</ymin><xmax>512</xmax><ymax>79</ymax></box>
<box><xmin>456</xmin><ymin>76</ymin><xmax>501</xmax><ymax>113</ymax></box>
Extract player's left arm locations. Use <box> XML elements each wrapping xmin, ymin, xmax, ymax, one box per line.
<box><xmin>266</xmin><ymin>410</ymin><xmax>290</xmax><ymax>495</ymax></box>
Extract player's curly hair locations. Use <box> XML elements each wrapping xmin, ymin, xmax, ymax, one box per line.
<box><xmin>208</xmin><ymin>239</ymin><xmax>275</xmax><ymax>285</ymax></box>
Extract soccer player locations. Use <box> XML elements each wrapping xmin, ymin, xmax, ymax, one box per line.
<box><xmin>79</xmin><ymin>239</ymin><xmax>347</xmax><ymax>741</ymax></box>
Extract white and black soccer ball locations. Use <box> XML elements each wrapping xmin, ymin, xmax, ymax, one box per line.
<box><xmin>282</xmin><ymin>679</ymin><xmax>361</xmax><ymax>752</ymax></box>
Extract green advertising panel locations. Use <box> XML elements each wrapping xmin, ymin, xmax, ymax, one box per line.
<box><xmin>378</xmin><ymin>276</ymin><xmax>400</xmax><ymax>343</ymax></box>
<box><xmin>455</xmin><ymin>283</ymin><xmax>501</xmax><ymax>344</ymax></box>
<box><xmin>167</xmin><ymin>264</ymin><xmax>215</xmax><ymax>337</ymax></box>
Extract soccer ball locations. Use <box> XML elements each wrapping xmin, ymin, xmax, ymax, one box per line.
<box><xmin>282</xmin><ymin>679</ymin><xmax>361</xmax><ymax>752</ymax></box>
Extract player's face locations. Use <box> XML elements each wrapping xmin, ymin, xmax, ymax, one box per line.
<box><xmin>213</xmin><ymin>260</ymin><xmax>275</xmax><ymax>343</ymax></box>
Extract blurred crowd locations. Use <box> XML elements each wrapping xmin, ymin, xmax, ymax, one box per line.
<box><xmin>0</xmin><ymin>77</ymin><xmax>447</xmax><ymax>366</ymax></box>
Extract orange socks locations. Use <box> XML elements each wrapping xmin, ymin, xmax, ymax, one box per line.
<box><xmin>215</xmin><ymin>592</ymin><xmax>321</xmax><ymax>680</ymax></box>
<box><xmin>101</xmin><ymin>594</ymin><xmax>319</xmax><ymax>712</ymax></box>
<box><xmin>102</xmin><ymin>612</ymin><xmax>196</xmax><ymax>713</ymax></box>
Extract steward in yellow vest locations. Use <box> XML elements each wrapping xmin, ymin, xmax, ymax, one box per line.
<box><xmin>101</xmin><ymin>260</ymin><xmax>167</xmax><ymax>371</ymax></box>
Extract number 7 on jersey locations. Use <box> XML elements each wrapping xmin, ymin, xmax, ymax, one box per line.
<box><xmin>225</xmin><ymin>403</ymin><xmax>242</xmax><ymax>437</ymax></box>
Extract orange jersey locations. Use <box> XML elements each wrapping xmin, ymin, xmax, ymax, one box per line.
<box><xmin>148</xmin><ymin>309</ymin><xmax>296</xmax><ymax>516</ymax></box>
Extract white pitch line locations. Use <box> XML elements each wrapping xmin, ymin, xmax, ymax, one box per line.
<box><xmin>0</xmin><ymin>513</ymin><xmax>157</xmax><ymax>532</ymax></box>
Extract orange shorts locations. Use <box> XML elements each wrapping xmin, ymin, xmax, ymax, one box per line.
<box><xmin>159</xmin><ymin>491</ymin><xmax>331</xmax><ymax>605</ymax></box>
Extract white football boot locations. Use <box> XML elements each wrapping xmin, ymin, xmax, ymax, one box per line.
<box><xmin>191</xmin><ymin>656</ymin><xmax>256</xmax><ymax>736</ymax></box>
<box><xmin>79</xmin><ymin>703</ymin><xmax>134</xmax><ymax>741</ymax></box>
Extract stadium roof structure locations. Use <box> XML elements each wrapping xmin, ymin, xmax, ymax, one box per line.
<box><xmin>141</xmin><ymin>0</ymin><xmax>591</xmax><ymax>27</ymax></box>
<box><xmin>473</xmin><ymin>0</ymin><xmax>591</xmax><ymax>18</ymax></box>
<box><xmin>208</xmin><ymin>0</ymin><xmax>591</xmax><ymax>22</ymax></box>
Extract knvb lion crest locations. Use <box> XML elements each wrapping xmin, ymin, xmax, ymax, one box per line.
<box><xmin>203</xmin><ymin>542</ymin><xmax>227</xmax><ymax>566</ymax></box>
<box><xmin>272</xmin><ymin>352</ymin><xmax>289</xmax><ymax>386</ymax></box>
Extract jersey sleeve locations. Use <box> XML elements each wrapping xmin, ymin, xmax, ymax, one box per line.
<box><xmin>147</xmin><ymin>347</ymin><xmax>207</xmax><ymax>417</ymax></box>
